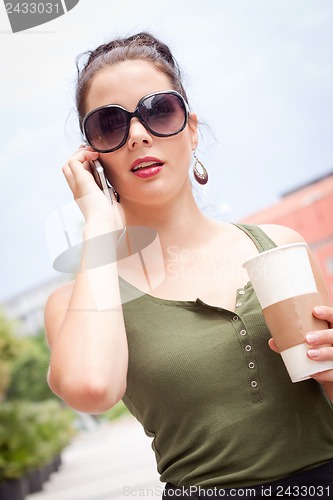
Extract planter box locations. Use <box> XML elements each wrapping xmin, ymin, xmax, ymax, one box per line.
<box><xmin>0</xmin><ymin>476</ymin><xmax>29</xmax><ymax>500</ymax></box>
<box><xmin>39</xmin><ymin>461</ymin><xmax>53</xmax><ymax>484</ymax></box>
<box><xmin>0</xmin><ymin>453</ymin><xmax>63</xmax><ymax>499</ymax></box>
<box><xmin>26</xmin><ymin>468</ymin><xmax>43</xmax><ymax>494</ymax></box>
<box><xmin>53</xmin><ymin>453</ymin><xmax>62</xmax><ymax>472</ymax></box>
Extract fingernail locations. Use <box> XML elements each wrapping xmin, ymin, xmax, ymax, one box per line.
<box><xmin>306</xmin><ymin>332</ymin><xmax>319</xmax><ymax>343</ymax></box>
<box><xmin>308</xmin><ymin>349</ymin><xmax>320</xmax><ymax>360</ymax></box>
<box><xmin>314</xmin><ymin>307</ymin><xmax>324</xmax><ymax>316</ymax></box>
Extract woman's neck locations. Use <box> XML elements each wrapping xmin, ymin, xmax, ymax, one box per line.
<box><xmin>121</xmin><ymin>186</ymin><xmax>219</xmax><ymax>251</ymax></box>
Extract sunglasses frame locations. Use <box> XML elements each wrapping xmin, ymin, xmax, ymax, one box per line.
<box><xmin>82</xmin><ymin>90</ymin><xmax>189</xmax><ymax>153</ymax></box>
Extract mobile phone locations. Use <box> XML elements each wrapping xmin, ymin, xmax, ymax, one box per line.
<box><xmin>90</xmin><ymin>159</ymin><xmax>114</xmax><ymax>205</ymax></box>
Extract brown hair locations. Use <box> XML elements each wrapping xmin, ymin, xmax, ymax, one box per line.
<box><xmin>75</xmin><ymin>32</ymin><xmax>189</xmax><ymax>128</ymax></box>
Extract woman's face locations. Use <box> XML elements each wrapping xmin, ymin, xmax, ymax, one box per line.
<box><xmin>84</xmin><ymin>59</ymin><xmax>198</xmax><ymax>208</ymax></box>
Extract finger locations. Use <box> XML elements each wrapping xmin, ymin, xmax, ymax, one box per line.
<box><xmin>307</xmin><ymin>346</ymin><xmax>333</xmax><ymax>362</ymax></box>
<box><xmin>65</xmin><ymin>152</ymin><xmax>100</xmax><ymax>198</ymax></box>
<box><xmin>306</xmin><ymin>329</ymin><xmax>333</xmax><ymax>345</ymax></box>
<box><xmin>75</xmin><ymin>146</ymin><xmax>99</xmax><ymax>172</ymax></box>
<box><xmin>268</xmin><ymin>338</ymin><xmax>280</xmax><ymax>354</ymax></box>
<box><xmin>312</xmin><ymin>305</ymin><xmax>333</xmax><ymax>327</ymax></box>
<box><xmin>69</xmin><ymin>147</ymin><xmax>99</xmax><ymax>168</ymax></box>
<box><xmin>68</xmin><ymin>155</ymin><xmax>97</xmax><ymax>178</ymax></box>
<box><xmin>62</xmin><ymin>164</ymin><xmax>76</xmax><ymax>190</ymax></box>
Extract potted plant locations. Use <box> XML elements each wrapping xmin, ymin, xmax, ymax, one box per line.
<box><xmin>0</xmin><ymin>400</ymin><xmax>75</xmax><ymax>499</ymax></box>
<box><xmin>0</xmin><ymin>402</ymin><xmax>36</xmax><ymax>500</ymax></box>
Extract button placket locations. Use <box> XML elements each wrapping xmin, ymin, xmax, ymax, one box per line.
<box><xmin>213</xmin><ymin>305</ymin><xmax>262</xmax><ymax>403</ymax></box>
<box><xmin>235</xmin><ymin>289</ymin><xmax>245</xmax><ymax>310</ymax></box>
<box><xmin>234</xmin><ymin>315</ymin><xmax>262</xmax><ymax>403</ymax></box>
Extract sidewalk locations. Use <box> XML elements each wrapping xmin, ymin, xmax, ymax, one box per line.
<box><xmin>26</xmin><ymin>415</ymin><xmax>163</xmax><ymax>500</ymax></box>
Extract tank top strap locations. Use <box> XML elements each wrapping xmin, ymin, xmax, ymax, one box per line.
<box><xmin>233</xmin><ymin>223</ymin><xmax>277</xmax><ymax>253</ymax></box>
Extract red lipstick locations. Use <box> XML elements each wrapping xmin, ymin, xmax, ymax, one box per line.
<box><xmin>131</xmin><ymin>156</ymin><xmax>164</xmax><ymax>178</ymax></box>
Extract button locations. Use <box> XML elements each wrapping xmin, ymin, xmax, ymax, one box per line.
<box><xmin>233</xmin><ymin>315</ymin><xmax>239</xmax><ymax>321</ymax></box>
<box><xmin>216</xmin><ymin>308</ymin><xmax>223</xmax><ymax>312</ymax></box>
<box><xmin>248</xmin><ymin>362</ymin><xmax>255</xmax><ymax>369</ymax></box>
<box><xmin>251</xmin><ymin>381</ymin><xmax>258</xmax><ymax>388</ymax></box>
<box><xmin>235</xmin><ymin>302</ymin><xmax>242</xmax><ymax>308</ymax></box>
<box><xmin>240</xmin><ymin>329</ymin><xmax>247</xmax><ymax>336</ymax></box>
<box><xmin>245</xmin><ymin>345</ymin><xmax>252</xmax><ymax>352</ymax></box>
<box><xmin>238</xmin><ymin>289</ymin><xmax>245</xmax><ymax>295</ymax></box>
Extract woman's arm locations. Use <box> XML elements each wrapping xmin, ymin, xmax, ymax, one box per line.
<box><xmin>45</xmin><ymin>147</ymin><xmax>128</xmax><ymax>414</ymax></box>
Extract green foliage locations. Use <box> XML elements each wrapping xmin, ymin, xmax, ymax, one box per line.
<box><xmin>0</xmin><ymin>312</ymin><xmax>21</xmax><ymax>400</ymax></box>
<box><xmin>0</xmin><ymin>310</ymin><xmax>130</xmax><ymax>488</ymax></box>
<box><xmin>0</xmin><ymin>400</ymin><xmax>75</xmax><ymax>480</ymax></box>
<box><xmin>102</xmin><ymin>400</ymin><xmax>129</xmax><ymax>421</ymax></box>
<box><xmin>0</xmin><ymin>313</ymin><xmax>20</xmax><ymax>360</ymax></box>
<box><xmin>0</xmin><ymin>314</ymin><xmax>76</xmax><ymax>483</ymax></box>
<box><xmin>6</xmin><ymin>331</ymin><xmax>55</xmax><ymax>402</ymax></box>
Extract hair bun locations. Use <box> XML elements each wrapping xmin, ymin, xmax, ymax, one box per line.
<box><xmin>126</xmin><ymin>32</ymin><xmax>176</xmax><ymax>69</ymax></box>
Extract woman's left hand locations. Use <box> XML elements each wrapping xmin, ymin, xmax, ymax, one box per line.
<box><xmin>306</xmin><ymin>306</ymin><xmax>333</xmax><ymax>385</ymax></box>
<box><xmin>269</xmin><ymin>305</ymin><xmax>333</xmax><ymax>399</ymax></box>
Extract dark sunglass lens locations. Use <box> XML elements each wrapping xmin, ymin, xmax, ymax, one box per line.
<box><xmin>85</xmin><ymin>107</ymin><xmax>128</xmax><ymax>151</ymax></box>
<box><xmin>141</xmin><ymin>93</ymin><xmax>186</xmax><ymax>136</ymax></box>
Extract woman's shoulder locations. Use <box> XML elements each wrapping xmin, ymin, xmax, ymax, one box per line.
<box><xmin>256</xmin><ymin>223</ymin><xmax>305</xmax><ymax>246</ymax></box>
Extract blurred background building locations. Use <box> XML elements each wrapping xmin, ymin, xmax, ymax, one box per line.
<box><xmin>1</xmin><ymin>275</ymin><xmax>69</xmax><ymax>336</ymax></box>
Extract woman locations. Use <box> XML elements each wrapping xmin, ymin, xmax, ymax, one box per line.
<box><xmin>45</xmin><ymin>33</ymin><xmax>333</xmax><ymax>498</ymax></box>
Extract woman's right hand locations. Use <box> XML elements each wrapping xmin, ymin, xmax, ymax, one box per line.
<box><xmin>62</xmin><ymin>146</ymin><xmax>124</xmax><ymax>230</ymax></box>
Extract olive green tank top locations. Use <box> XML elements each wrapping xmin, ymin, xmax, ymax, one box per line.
<box><xmin>120</xmin><ymin>224</ymin><xmax>333</xmax><ymax>488</ymax></box>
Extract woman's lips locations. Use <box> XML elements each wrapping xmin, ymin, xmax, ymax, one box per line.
<box><xmin>131</xmin><ymin>157</ymin><xmax>164</xmax><ymax>178</ymax></box>
<box><xmin>132</xmin><ymin>164</ymin><xmax>164</xmax><ymax>178</ymax></box>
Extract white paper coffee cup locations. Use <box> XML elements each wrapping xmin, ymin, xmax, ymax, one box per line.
<box><xmin>243</xmin><ymin>243</ymin><xmax>317</xmax><ymax>308</ymax></box>
<box><xmin>243</xmin><ymin>243</ymin><xmax>333</xmax><ymax>382</ymax></box>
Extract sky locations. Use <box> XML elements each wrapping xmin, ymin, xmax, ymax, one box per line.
<box><xmin>0</xmin><ymin>0</ymin><xmax>332</xmax><ymax>302</ymax></box>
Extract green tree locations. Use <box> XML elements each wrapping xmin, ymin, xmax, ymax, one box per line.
<box><xmin>6</xmin><ymin>330</ymin><xmax>55</xmax><ymax>402</ymax></box>
<box><xmin>0</xmin><ymin>311</ymin><xmax>21</xmax><ymax>401</ymax></box>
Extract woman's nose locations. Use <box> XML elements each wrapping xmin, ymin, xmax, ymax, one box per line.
<box><xmin>127</xmin><ymin>118</ymin><xmax>153</xmax><ymax>150</ymax></box>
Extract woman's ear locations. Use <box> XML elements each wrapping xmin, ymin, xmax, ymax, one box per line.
<box><xmin>188</xmin><ymin>112</ymin><xmax>198</xmax><ymax>150</ymax></box>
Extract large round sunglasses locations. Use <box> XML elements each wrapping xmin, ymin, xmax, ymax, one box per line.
<box><xmin>82</xmin><ymin>90</ymin><xmax>189</xmax><ymax>153</ymax></box>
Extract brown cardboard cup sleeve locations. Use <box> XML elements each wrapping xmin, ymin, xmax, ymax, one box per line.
<box><xmin>243</xmin><ymin>243</ymin><xmax>333</xmax><ymax>383</ymax></box>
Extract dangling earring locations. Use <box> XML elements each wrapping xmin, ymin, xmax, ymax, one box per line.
<box><xmin>193</xmin><ymin>152</ymin><xmax>208</xmax><ymax>185</ymax></box>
